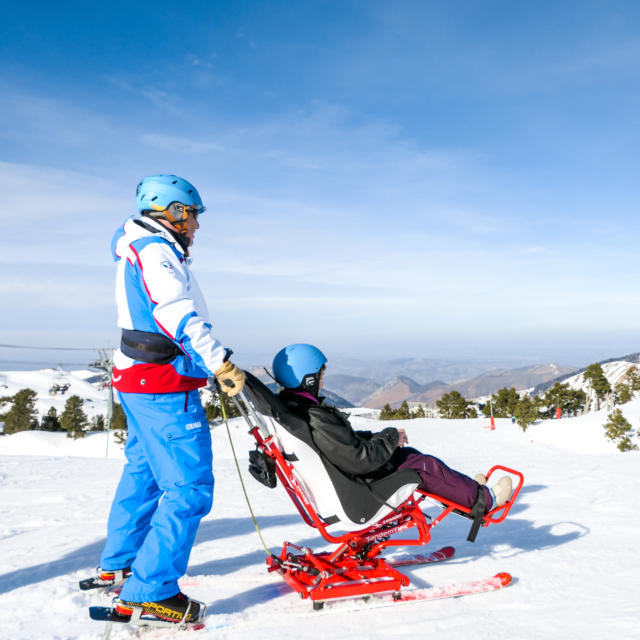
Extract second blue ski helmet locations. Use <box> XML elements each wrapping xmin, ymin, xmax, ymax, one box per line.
<box><xmin>272</xmin><ymin>343</ymin><xmax>327</xmax><ymax>390</ymax></box>
<box><xmin>136</xmin><ymin>174</ymin><xmax>206</xmax><ymax>215</ymax></box>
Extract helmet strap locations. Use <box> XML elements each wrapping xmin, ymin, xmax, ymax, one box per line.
<box><xmin>141</xmin><ymin>212</ymin><xmax>190</xmax><ymax>253</ymax></box>
<box><xmin>299</xmin><ymin>365</ymin><xmax>326</xmax><ymax>397</ymax></box>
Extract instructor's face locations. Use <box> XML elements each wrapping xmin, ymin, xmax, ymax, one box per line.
<box><xmin>184</xmin><ymin>212</ymin><xmax>200</xmax><ymax>246</ymax></box>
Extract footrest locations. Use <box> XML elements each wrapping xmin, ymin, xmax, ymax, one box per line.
<box><xmin>419</xmin><ymin>464</ymin><xmax>524</xmax><ymax>534</ymax></box>
<box><xmin>483</xmin><ymin>465</ymin><xmax>524</xmax><ymax>524</ymax></box>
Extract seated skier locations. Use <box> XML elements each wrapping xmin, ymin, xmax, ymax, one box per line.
<box><xmin>271</xmin><ymin>343</ymin><xmax>512</xmax><ymax>515</ymax></box>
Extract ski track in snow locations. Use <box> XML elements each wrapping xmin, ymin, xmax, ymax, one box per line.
<box><xmin>1</xmin><ymin>400</ymin><xmax>640</xmax><ymax>639</ymax></box>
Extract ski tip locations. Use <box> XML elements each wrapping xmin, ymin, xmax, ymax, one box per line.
<box><xmin>494</xmin><ymin>572</ymin><xmax>512</xmax><ymax>587</ymax></box>
<box><xmin>431</xmin><ymin>546</ymin><xmax>455</xmax><ymax>561</ymax></box>
<box><xmin>89</xmin><ymin>606</ymin><xmax>130</xmax><ymax>623</ymax></box>
<box><xmin>89</xmin><ymin>606</ymin><xmax>112</xmax><ymax>621</ymax></box>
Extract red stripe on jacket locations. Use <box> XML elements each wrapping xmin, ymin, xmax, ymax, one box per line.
<box><xmin>112</xmin><ymin>363</ymin><xmax>207</xmax><ymax>393</ymax></box>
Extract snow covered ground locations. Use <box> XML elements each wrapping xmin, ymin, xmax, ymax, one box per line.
<box><xmin>1</xmin><ymin>400</ymin><xmax>639</xmax><ymax>639</ymax></box>
<box><xmin>0</xmin><ymin>368</ymin><xmax>108</xmax><ymax>420</ymax></box>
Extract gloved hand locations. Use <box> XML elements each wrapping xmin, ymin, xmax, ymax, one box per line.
<box><xmin>214</xmin><ymin>361</ymin><xmax>246</xmax><ymax>396</ymax></box>
<box><xmin>397</xmin><ymin>428</ymin><xmax>409</xmax><ymax>447</ymax></box>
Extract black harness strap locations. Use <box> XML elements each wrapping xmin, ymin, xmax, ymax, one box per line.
<box><xmin>121</xmin><ymin>329</ymin><xmax>183</xmax><ymax>364</ymax></box>
<box><xmin>466</xmin><ymin>486</ymin><xmax>487</xmax><ymax>543</ymax></box>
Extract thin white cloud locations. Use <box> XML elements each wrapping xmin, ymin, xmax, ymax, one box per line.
<box><xmin>1</xmin><ymin>77</ymin><xmax>637</xmax><ymax>355</ymax></box>
<box><xmin>140</xmin><ymin>133</ymin><xmax>223</xmax><ymax>154</ymax></box>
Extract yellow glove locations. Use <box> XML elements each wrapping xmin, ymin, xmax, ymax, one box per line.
<box><xmin>214</xmin><ymin>360</ymin><xmax>245</xmax><ymax>397</ymax></box>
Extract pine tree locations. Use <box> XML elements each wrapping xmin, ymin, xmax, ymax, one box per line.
<box><xmin>603</xmin><ymin>409</ymin><xmax>638</xmax><ymax>452</ymax></box>
<box><xmin>482</xmin><ymin>387</ymin><xmax>519</xmax><ymax>418</ymax></box>
<box><xmin>91</xmin><ymin>414</ymin><xmax>106</xmax><ymax>431</ymax></box>
<box><xmin>614</xmin><ymin>381</ymin><xmax>633</xmax><ymax>405</ymax></box>
<box><xmin>379</xmin><ymin>403</ymin><xmax>394</xmax><ymax>420</ymax></box>
<box><xmin>0</xmin><ymin>395</ymin><xmax>13</xmax><ymax>423</ymax></box>
<box><xmin>513</xmin><ymin>396</ymin><xmax>538</xmax><ymax>431</ymax></box>
<box><xmin>112</xmin><ymin>402</ymin><xmax>128</xmax><ymax>445</ymax></box>
<box><xmin>111</xmin><ymin>403</ymin><xmax>127</xmax><ymax>429</ymax></box>
<box><xmin>59</xmin><ymin>395</ymin><xmax>88</xmax><ymax>439</ymax></box>
<box><xmin>583</xmin><ymin>363</ymin><xmax>611</xmax><ymax>409</ymax></box>
<box><xmin>540</xmin><ymin>383</ymin><xmax>586</xmax><ymax>417</ymax></box>
<box><xmin>3</xmin><ymin>389</ymin><xmax>39</xmax><ymax>434</ymax></box>
<box><xmin>202</xmin><ymin>391</ymin><xmax>241</xmax><ymax>423</ymax></box>
<box><xmin>626</xmin><ymin>366</ymin><xmax>640</xmax><ymax>391</ymax></box>
<box><xmin>613</xmin><ymin>366</ymin><xmax>640</xmax><ymax>405</ymax></box>
<box><xmin>203</xmin><ymin>397</ymin><xmax>220</xmax><ymax>422</ymax></box>
<box><xmin>224</xmin><ymin>392</ymin><xmax>243</xmax><ymax>418</ymax></box>
<box><xmin>413</xmin><ymin>404</ymin><xmax>426</xmax><ymax>418</ymax></box>
<box><xmin>395</xmin><ymin>401</ymin><xmax>411</xmax><ymax>420</ymax></box>
<box><xmin>437</xmin><ymin>390</ymin><xmax>476</xmax><ymax>419</ymax></box>
<box><xmin>39</xmin><ymin>406</ymin><xmax>62</xmax><ymax>432</ymax></box>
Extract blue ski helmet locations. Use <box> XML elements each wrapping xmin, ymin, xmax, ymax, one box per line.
<box><xmin>136</xmin><ymin>174</ymin><xmax>206</xmax><ymax>215</ymax></box>
<box><xmin>272</xmin><ymin>343</ymin><xmax>327</xmax><ymax>390</ymax></box>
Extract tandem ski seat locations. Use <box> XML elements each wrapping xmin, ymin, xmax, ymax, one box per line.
<box><xmin>232</xmin><ymin>371</ymin><xmax>524</xmax><ymax>607</ymax></box>
<box><xmin>240</xmin><ymin>372</ymin><xmax>422</xmax><ymax>530</ymax></box>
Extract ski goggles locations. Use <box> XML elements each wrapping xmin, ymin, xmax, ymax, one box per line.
<box><xmin>166</xmin><ymin>202</ymin><xmax>204</xmax><ymax>221</ymax></box>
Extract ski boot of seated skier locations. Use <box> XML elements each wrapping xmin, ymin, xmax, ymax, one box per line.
<box><xmin>271</xmin><ymin>343</ymin><xmax>512</xmax><ymax>514</ymax></box>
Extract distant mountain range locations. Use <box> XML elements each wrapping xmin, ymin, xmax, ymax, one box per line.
<box><xmin>249</xmin><ymin>361</ymin><xmax>576</xmax><ymax>409</ymax></box>
<box><xmin>360</xmin><ymin>377</ymin><xmax>447</xmax><ymax>409</ymax></box>
<box><xmin>241</xmin><ymin>352</ymin><xmax>640</xmax><ymax>409</ymax></box>
<box><xmin>360</xmin><ymin>363</ymin><xmax>574</xmax><ymax>409</ymax></box>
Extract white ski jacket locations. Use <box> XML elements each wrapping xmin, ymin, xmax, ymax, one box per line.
<box><xmin>110</xmin><ymin>215</ymin><xmax>227</xmax><ymax>393</ymax></box>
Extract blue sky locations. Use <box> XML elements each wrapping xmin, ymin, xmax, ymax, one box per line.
<box><xmin>2</xmin><ymin>1</ymin><xmax>640</xmax><ymax>368</ymax></box>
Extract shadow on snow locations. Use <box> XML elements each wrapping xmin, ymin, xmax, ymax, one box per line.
<box><xmin>203</xmin><ymin>482</ymin><xmax>589</xmax><ymax>611</ymax></box>
<box><xmin>0</xmin><ymin>513</ymin><xmax>301</xmax><ymax>596</ymax></box>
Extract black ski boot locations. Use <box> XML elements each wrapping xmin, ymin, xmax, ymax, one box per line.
<box><xmin>79</xmin><ymin>567</ymin><xmax>132</xmax><ymax>591</ymax></box>
<box><xmin>115</xmin><ymin>591</ymin><xmax>204</xmax><ymax>625</ymax></box>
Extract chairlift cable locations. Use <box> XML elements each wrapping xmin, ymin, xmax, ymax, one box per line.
<box><xmin>220</xmin><ymin>396</ymin><xmax>274</xmax><ymax>558</ymax></box>
<box><xmin>0</xmin><ymin>343</ymin><xmax>112</xmax><ymax>351</ymax></box>
<box><xmin>0</xmin><ymin>343</ymin><xmax>93</xmax><ymax>351</ymax></box>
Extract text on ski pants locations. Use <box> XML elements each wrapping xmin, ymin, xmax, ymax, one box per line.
<box><xmin>100</xmin><ymin>389</ymin><xmax>214</xmax><ymax>602</ymax></box>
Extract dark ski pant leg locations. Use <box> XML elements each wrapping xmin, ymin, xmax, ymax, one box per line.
<box><xmin>111</xmin><ymin>390</ymin><xmax>214</xmax><ymax>602</ymax></box>
<box><xmin>396</xmin><ymin>447</ymin><xmax>491</xmax><ymax>511</ymax></box>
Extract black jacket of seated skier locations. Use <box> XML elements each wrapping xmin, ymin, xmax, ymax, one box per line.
<box><xmin>278</xmin><ymin>387</ymin><xmax>497</xmax><ymax>512</ymax></box>
<box><xmin>279</xmin><ymin>389</ymin><xmax>400</xmax><ymax>478</ymax></box>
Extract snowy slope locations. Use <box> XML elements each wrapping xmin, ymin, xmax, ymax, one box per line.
<box><xmin>551</xmin><ymin>360</ymin><xmax>637</xmax><ymax>410</ymax></box>
<box><xmin>0</xmin><ymin>368</ymin><xmax>108</xmax><ymax>420</ymax></box>
<box><xmin>1</xmin><ymin>403</ymin><xmax>639</xmax><ymax>639</ymax></box>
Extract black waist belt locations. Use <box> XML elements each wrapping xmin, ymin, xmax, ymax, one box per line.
<box><xmin>121</xmin><ymin>329</ymin><xmax>183</xmax><ymax>364</ymax></box>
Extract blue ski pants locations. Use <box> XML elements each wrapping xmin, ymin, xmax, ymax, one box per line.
<box><xmin>100</xmin><ymin>389</ymin><xmax>214</xmax><ymax>602</ymax></box>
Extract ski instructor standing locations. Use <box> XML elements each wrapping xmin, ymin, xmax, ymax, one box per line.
<box><xmin>86</xmin><ymin>174</ymin><xmax>245</xmax><ymax>624</ymax></box>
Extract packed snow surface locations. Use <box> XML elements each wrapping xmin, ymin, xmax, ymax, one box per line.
<box><xmin>1</xmin><ymin>397</ymin><xmax>639</xmax><ymax>639</ymax></box>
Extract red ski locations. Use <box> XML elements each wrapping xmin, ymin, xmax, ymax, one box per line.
<box><xmin>397</xmin><ymin>572</ymin><xmax>512</xmax><ymax>604</ymax></box>
<box><xmin>292</xmin><ymin>572</ymin><xmax>513</xmax><ymax>616</ymax></box>
<box><xmin>387</xmin><ymin>545</ymin><xmax>455</xmax><ymax>567</ymax></box>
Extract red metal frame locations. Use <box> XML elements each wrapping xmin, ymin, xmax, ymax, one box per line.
<box><xmin>248</xmin><ymin>421</ymin><xmax>524</xmax><ymax>605</ymax></box>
